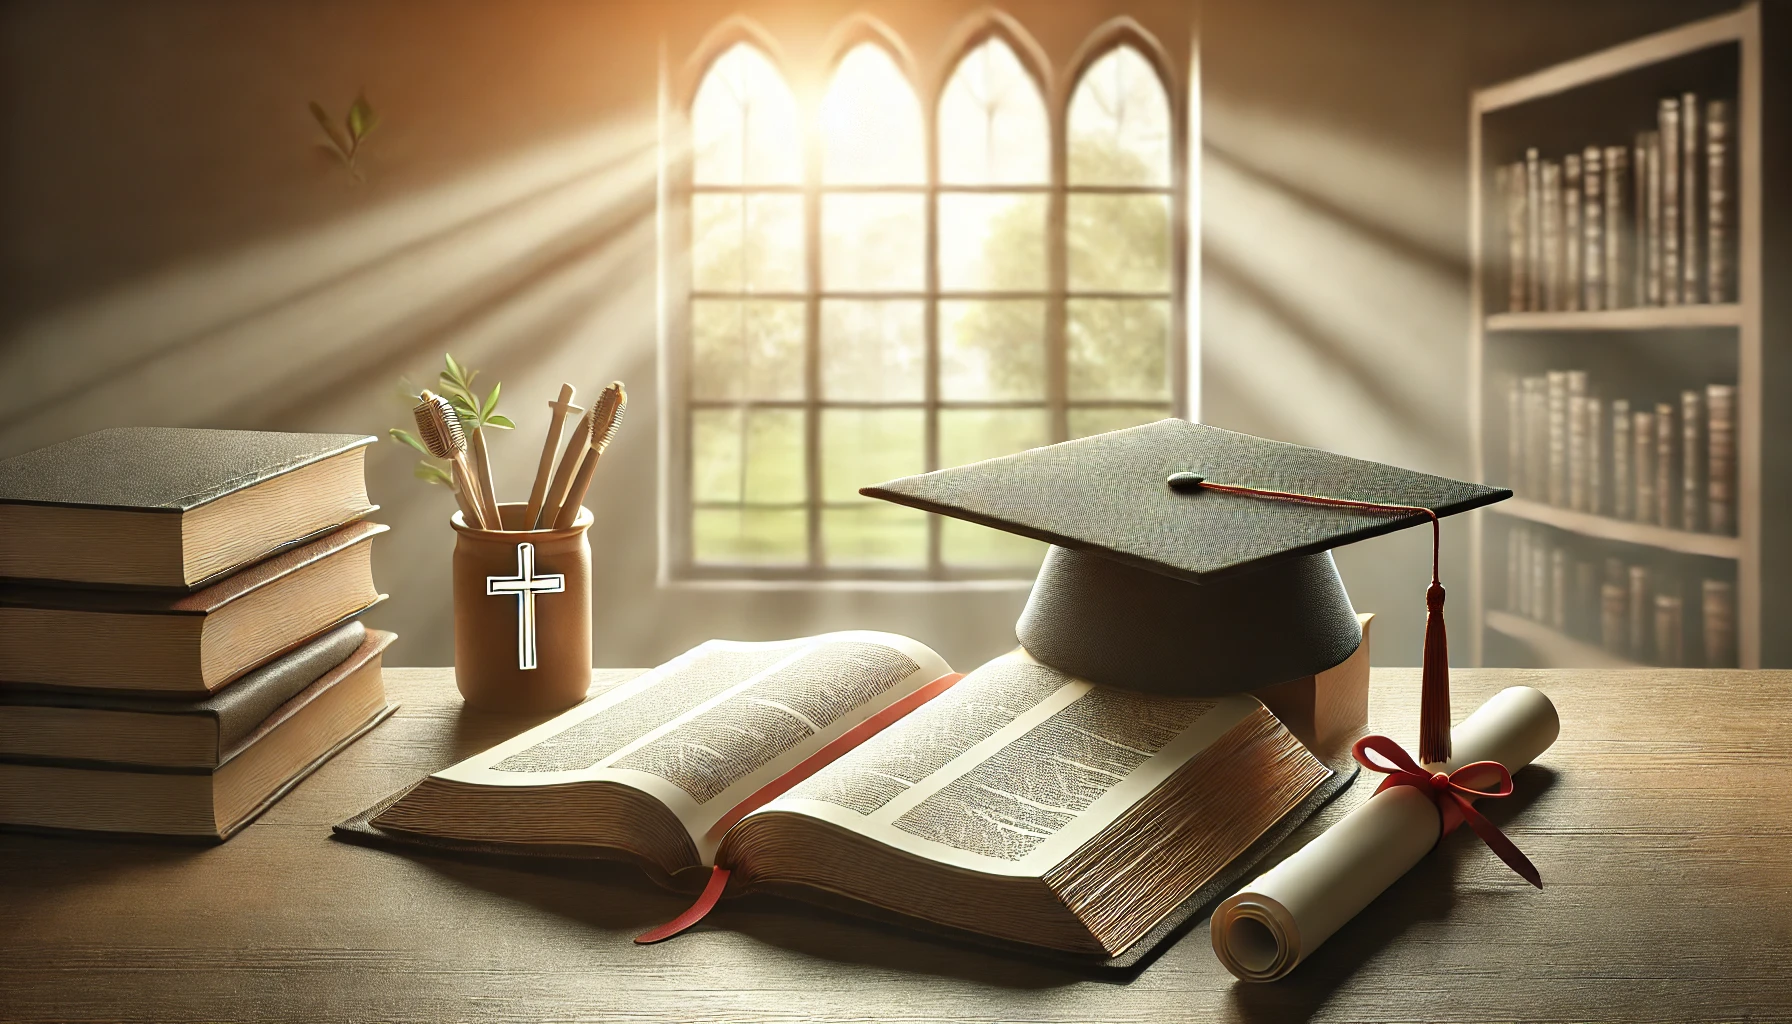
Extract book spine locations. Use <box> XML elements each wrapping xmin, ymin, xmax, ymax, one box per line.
<box><xmin>1611</xmin><ymin>399</ymin><xmax>1632</xmax><ymax>520</ymax></box>
<box><xmin>1581</xmin><ymin>146</ymin><xmax>1604</xmax><ymax>311</ymax></box>
<box><xmin>1516</xmin><ymin>526</ymin><xmax>1533</xmax><ymax>618</ymax></box>
<box><xmin>1531</xmin><ymin>538</ymin><xmax>1549</xmax><ymax>625</ymax></box>
<box><xmin>1600</xmin><ymin>581</ymin><xmax>1628</xmax><ymax>655</ymax></box>
<box><xmin>1707</xmin><ymin>383</ymin><xmax>1737</xmax><ymax>535</ymax></box>
<box><xmin>1706</xmin><ymin>100</ymin><xmax>1731</xmax><ymax>303</ymax></box>
<box><xmin>1702</xmin><ymin>578</ymin><xmax>1736</xmax><ymax>667</ymax></box>
<box><xmin>1550</xmin><ymin>547</ymin><xmax>1568</xmax><ymax>632</ymax></box>
<box><xmin>1659</xmin><ymin>99</ymin><xmax>1681</xmax><ymax>305</ymax></box>
<box><xmin>1568</xmin><ymin>393</ymin><xmax>1587</xmax><ymax>513</ymax></box>
<box><xmin>1526</xmin><ymin>148</ymin><xmax>1543</xmax><ymax>312</ymax></box>
<box><xmin>1525</xmin><ymin>376</ymin><xmax>1549</xmax><ymax>499</ymax></box>
<box><xmin>1603</xmin><ymin>146</ymin><xmax>1629</xmax><ymax>309</ymax></box>
<box><xmin>1586</xmin><ymin>396</ymin><xmax>1605</xmax><ymax>516</ymax></box>
<box><xmin>1627</xmin><ymin>564</ymin><xmax>1652</xmax><ymax>661</ymax></box>
<box><xmin>1498</xmin><ymin>164</ymin><xmax>1523</xmax><ymax>312</ymax></box>
<box><xmin>1573</xmin><ymin>559</ymin><xmax>1598</xmax><ymax>640</ymax></box>
<box><xmin>1506</xmin><ymin>377</ymin><xmax>1524</xmax><ymax>488</ymax></box>
<box><xmin>1506</xmin><ymin>526</ymin><xmax>1524</xmax><ymax>614</ymax></box>
<box><xmin>1562</xmin><ymin>153</ymin><xmax>1582</xmax><ymax>312</ymax></box>
<box><xmin>1654</xmin><ymin>593</ymin><xmax>1685</xmax><ymax>667</ymax></box>
<box><xmin>1654</xmin><ymin>402</ymin><xmax>1677</xmax><ymax>529</ymax></box>
<box><xmin>1680</xmin><ymin>93</ymin><xmax>1701</xmax><ymax>304</ymax></box>
<box><xmin>1541</xmin><ymin>160</ymin><xmax>1563</xmax><ymax>311</ymax></box>
<box><xmin>1547</xmin><ymin>370</ymin><xmax>1568</xmax><ymax>506</ymax></box>
<box><xmin>1681</xmin><ymin>389</ymin><xmax>1705</xmax><ymax>533</ymax></box>
<box><xmin>1642</xmin><ymin>132</ymin><xmax>1662</xmax><ymax>306</ymax></box>
<box><xmin>1633</xmin><ymin>409</ymin><xmax>1655</xmax><ymax>524</ymax></box>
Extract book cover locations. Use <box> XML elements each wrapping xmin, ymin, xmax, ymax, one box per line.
<box><xmin>1679</xmin><ymin>93</ymin><xmax>1701</xmax><ymax>304</ymax></box>
<box><xmin>1658</xmin><ymin>99</ymin><xmax>1681</xmax><ymax>305</ymax></box>
<box><xmin>1581</xmin><ymin>146</ymin><xmax>1604</xmax><ymax>311</ymax></box>
<box><xmin>1706</xmin><ymin>99</ymin><xmax>1731</xmax><ymax>303</ymax></box>
<box><xmin>1603</xmin><ymin>145</ymin><xmax>1630</xmax><ymax>309</ymax></box>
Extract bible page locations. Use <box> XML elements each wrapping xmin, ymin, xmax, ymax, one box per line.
<box><xmin>432</xmin><ymin>630</ymin><xmax>950</xmax><ymax>861</ymax></box>
<box><xmin>756</xmin><ymin>649</ymin><xmax>1258</xmax><ymax>878</ymax></box>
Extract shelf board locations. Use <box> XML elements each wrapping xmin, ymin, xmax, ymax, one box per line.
<box><xmin>1474</xmin><ymin>6</ymin><xmax>1750</xmax><ymax>111</ymax></box>
<box><xmin>1485</xmin><ymin>304</ymin><xmax>1742</xmax><ymax>332</ymax></box>
<box><xmin>1492</xmin><ymin>498</ymin><xmax>1742</xmax><ymax>559</ymax></box>
<box><xmin>1485</xmin><ymin>610</ymin><xmax>1641</xmax><ymax>668</ymax></box>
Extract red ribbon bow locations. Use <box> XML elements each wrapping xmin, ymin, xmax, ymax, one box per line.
<box><xmin>1351</xmin><ymin>734</ymin><xmax>1542</xmax><ymax>889</ymax></box>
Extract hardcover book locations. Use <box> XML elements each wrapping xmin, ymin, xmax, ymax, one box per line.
<box><xmin>1581</xmin><ymin>145</ymin><xmax>1604</xmax><ymax>311</ymax></box>
<box><xmin>0</xmin><ymin>521</ymin><xmax>386</xmax><ymax>694</ymax></box>
<box><xmin>1603</xmin><ymin>145</ymin><xmax>1630</xmax><ymax>309</ymax></box>
<box><xmin>0</xmin><ymin>621</ymin><xmax>367</xmax><ymax>769</ymax></box>
<box><xmin>1706</xmin><ymin>99</ymin><xmax>1731</xmax><ymax>303</ymax></box>
<box><xmin>340</xmin><ymin>632</ymin><xmax>1351</xmax><ymax>967</ymax></box>
<box><xmin>0</xmin><ymin>428</ymin><xmax>377</xmax><ymax>589</ymax></box>
<box><xmin>0</xmin><ymin>629</ymin><xmax>396</xmax><ymax>840</ymax></box>
<box><xmin>1562</xmin><ymin>152</ymin><xmax>1582</xmax><ymax>312</ymax></box>
<box><xmin>1679</xmin><ymin>92</ymin><xmax>1702</xmax><ymax>303</ymax></box>
<box><xmin>1658</xmin><ymin>99</ymin><xmax>1682</xmax><ymax>305</ymax></box>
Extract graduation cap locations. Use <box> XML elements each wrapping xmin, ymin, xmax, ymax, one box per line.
<box><xmin>861</xmin><ymin>419</ymin><xmax>1510</xmax><ymax>764</ymax></box>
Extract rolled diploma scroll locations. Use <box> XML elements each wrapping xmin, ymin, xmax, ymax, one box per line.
<box><xmin>1212</xmin><ymin>685</ymin><xmax>1560</xmax><ymax>982</ymax></box>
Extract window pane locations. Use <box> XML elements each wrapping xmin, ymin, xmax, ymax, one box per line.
<box><xmin>1067</xmin><ymin>194</ymin><xmax>1170</xmax><ymax>292</ymax></box>
<box><xmin>938</xmin><ymin>38</ymin><xmax>1047</xmax><ymax>185</ymax></box>
<box><xmin>821</xmin><ymin>44</ymin><xmax>924</xmax><ymax>185</ymax></box>
<box><xmin>1068</xmin><ymin>46</ymin><xmax>1171</xmax><ymax>187</ymax></box>
<box><xmin>1067</xmin><ymin>299</ymin><xmax>1172</xmax><ymax>400</ymax></box>
<box><xmin>938</xmin><ymin>193</ymin><xmax>1046</xmax><ymax>292</ymax></box>
<box><xmin>939</xmin><ymin>299</ymin><xmax>1045</xmax><ymax>401</ymax></box>
<box><xmin>692</xmin><ymin>300</ymin><xmax>804</xmax><ymax>401</ymax></box>
<box><xmin>1069</xmin><ymin>405</ymin><xmax>1173</xmax><ymax>439</ymax></box>
<box><xmin>694</xmin><ymin>508</ymin><xmax>807</xmax><ymax>564</ymax></box>
<box><xmin>821</xmin><ymin>300</ymin><xmax>924</xmax><ymax>401</ymax></box>
<box><xmin>691</xmin><ymin>407</ymin><xmax>805</xmax><ymax>504</ymax></box>
<box><xmin>822</xmin><ymin>408</ymin><xmax>926</xmax><ymax>568</ymax></box>
<box><xmin>821</xmin><ymin>409</ymin><xmax>924</xmax><ymax>501</ymax></box>
<box><xmin>693</xmin><ymin>193</ymin><xmax>803</xmax><ymax>292</ymax></box>
<box><xmin>939</xmin><ymin>409</ymin><xmax>1049</xmax><ymax>567</ymax></box>
<box><xmin>822</xmin><ymin>194</ymin><xmax>924</xmax><ymax>291</ymax></box>
<box><xmin>823</xmin><ymin>505</ymin><xmax>927</xmax><ymax>567</ymax></box>
<box><xmin>692</xmin><ymin>43</ymin><xmax>802</xmax><ymax>186</ymax></box>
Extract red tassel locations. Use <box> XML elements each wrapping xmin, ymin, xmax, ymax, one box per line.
<box><xmin>1418</xmin><ymin>580</ymin><xmax>1451</xmax><ymax>765</ymax></box>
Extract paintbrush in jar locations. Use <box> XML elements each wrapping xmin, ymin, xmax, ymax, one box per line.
<box><xmin>552</xmin><ymin>382</ymin><xmax>626</xmax><ymax>529</ymax></box>
<box><xmin>414</xmin><ymin>389</ymin><xmax>491</xmax><ymax>530</ymax></box>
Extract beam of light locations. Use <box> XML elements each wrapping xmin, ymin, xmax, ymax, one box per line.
<box><xmin>0</xmin><ymin>115</ymin><xmax>671</xmax><ymax>457</ymax></box>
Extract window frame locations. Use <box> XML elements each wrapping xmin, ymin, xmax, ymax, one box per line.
<box><xmin>664</xmin><ymin>14</ymin><xmax>1188</xmax><ymax>584</ymax></box>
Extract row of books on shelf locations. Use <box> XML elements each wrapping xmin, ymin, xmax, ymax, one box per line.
<box><xmin>1494</xmin><ymin>92</ymin><xmax>1732</xmax><ymax>313</ymax></box>
<box><xmin>1505</xmin><ymin>371</ymin><xmax>1735</xmax><ymax>535</ymax></box>
<box><xmin>1504</xmin><ymin>523</ymin><xmax>1734</xmax><ymax>668</ymax></box>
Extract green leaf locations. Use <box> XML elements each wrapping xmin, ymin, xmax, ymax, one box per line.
<box><xmin>348</xmin><ymin>94</ymin><xmax>378</xmax><ymax>141</ymax></box>
<box><xmin>309</xmin><ymin>101</ymin><xmax>350</xmax><ymax>155</ymax></box>
<box><xmin>444</xmin><ymin>352</ymin><xmax>465</xmax><ymax>383</ymax></box>
<box><xmin>482</xmin><ymin>382</ymin><xmax>501</xmax><ymax>417</ymax></box>
<box><xmin>389</xmin><ymin>427</ymin><xmax>431</xmax><ymax>456</ymax></box>
<box><xmin>414</xmin><ymin>461</ymin><xmax>453</xmax><ymax>486</ymax></box>
<box><xmin>484</xmin><ymin>414</ymin><xmax>516</xmax><ymax>429</ymax></box>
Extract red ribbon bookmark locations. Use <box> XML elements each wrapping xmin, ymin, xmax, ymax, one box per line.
<box><xmin>1352</xmin><ymin>734</ymin><xmax>1542</xmax><ymax>889</ymax></box>
<box><xmin>633</xmin><ymin>672</ymin><xmax>965</xmax><ymax>944</ymax></box>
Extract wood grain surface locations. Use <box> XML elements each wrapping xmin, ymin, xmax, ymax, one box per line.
<box><xmin>3</xmin><ymin>667</ymin><xmax>1789</xmax><ymax>1023</ymax></box>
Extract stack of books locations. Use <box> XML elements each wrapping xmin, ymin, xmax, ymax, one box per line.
<box><xmin>1504</xmin><ymin>370</ymin><xmax>1736</xmax><ymax>536</ymax></box>
<box><xmin>1495</xmin><ymin>91</ymin><xmax>1733</xmax><ymax>312</ymax></box>
<box><xmin>0</xmin><ymin>428</ymin><xmax>396</xmax><ymax>840</ymax></box>
<box><xmin>1504</xmin><ymin>522</ymin><xmax>1735</xmax><ymax>668</ymax></box>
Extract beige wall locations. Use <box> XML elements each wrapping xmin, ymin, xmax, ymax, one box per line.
<box><xmin>0</xmin><ymin>0</ymin><xmax>1191</xmax><ymax>671</ymax></box>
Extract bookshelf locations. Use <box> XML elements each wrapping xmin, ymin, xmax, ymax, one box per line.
<box><xmin>1468</xmin><ymin>4</ymin><xmax>1786</xmax><ymax>671</ymax></box>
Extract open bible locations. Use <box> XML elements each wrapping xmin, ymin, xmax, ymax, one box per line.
<box><xmin>345</xmin><ymin>631</ymin><xmax>1343</xmax><ymax>964</ymax></box>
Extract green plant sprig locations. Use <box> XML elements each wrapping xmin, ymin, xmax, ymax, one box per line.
<box><xmin>311</xmin><ymin>92</ymin><xmax>379</xmax><ymax>181</ymax></box>
<box><xmin>389</xmin><ymin>353</ymin><xmax>513</xmax><ymax>488</ymax></box>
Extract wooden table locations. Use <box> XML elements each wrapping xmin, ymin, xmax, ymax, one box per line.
<box><xmin>3</xmin><ymin>667</ymin><xmax>1789</xmax><ymax>1022</ymax></box>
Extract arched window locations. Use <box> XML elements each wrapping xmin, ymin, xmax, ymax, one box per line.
<box><xmin>1065</xmin><ymin>43</ymin><xmax>1175</xmax><ymax>440</ymax></box>
<box><xmin>678</xmin><ymin>23</ymin><xmax>1182</xmax><ymax>580</ymax></box>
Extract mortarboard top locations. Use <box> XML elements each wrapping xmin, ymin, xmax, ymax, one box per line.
<box><xmin>862</xmin><ymin>419</ymin><xmax>1510</xmax><ymax>700</ymax></box>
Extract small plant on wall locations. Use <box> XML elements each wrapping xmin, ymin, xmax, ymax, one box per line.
<box><xmin>311</xmin><ymin>92</ymin><xmax>379</xmax><ymax>181</ymax></box>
